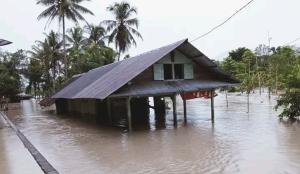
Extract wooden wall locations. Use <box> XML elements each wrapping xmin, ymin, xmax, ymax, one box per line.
<box><xmin>130</xmin><ymin>55</ymin><xmax>219</xmax><ymax>84</ymax></box>
<box><xmin>55</xmin><ymin>97</ymin><xmax>150</xmax><ymax>125</ymax></box>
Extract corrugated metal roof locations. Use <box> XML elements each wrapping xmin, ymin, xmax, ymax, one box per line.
<box><xmin>53</xmin><ymin>39</ymin><xmax>187</xmax><ymax>99</ymax></box>
<box><xmin>110</xmin><ymin>80</ymin><xmax>239</xmax><ymax>98</ymax></box>
<box><xmin>53</xmin><ymin>61</ymin><xmax>121</xmax><ymax>98</ymax></box>
<box><xmin>0</xmin><ymin>39</ymin><xmax>12</xmax><ymax>46</ymax></box>
<box><xmin>53</xmin><ymin>39</ymin><xmax>238</xmax><ymax>99</ymax></box>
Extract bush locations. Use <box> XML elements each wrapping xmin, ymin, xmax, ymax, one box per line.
<box><xmin>275</xmin><ymin>91</ymin><xmax>300</xmax><ymax>119</ymax></box>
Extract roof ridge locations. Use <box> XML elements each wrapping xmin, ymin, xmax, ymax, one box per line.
<box><xmin>72</xmin><ymin>39</ymin><xmax>187</xmax><ymax>76</ymax></box>
<box><xmin>129</xmin><ymin>39</ymin><xmax>188</xmax><ymax>59</ymax></box>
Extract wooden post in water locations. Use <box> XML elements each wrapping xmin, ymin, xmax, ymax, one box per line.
<box><xmin>172</xmin><ymin>95</ymin><xmax>177</xmax><ymax>126</ymax></box>
<box><xmin>154</xmin><ymin>96</ymin><xmax>166</xmax><ymax>120</ymax></box>
<box><xmin>107</xmin><ymin>98</ymin><xmax>112</xmax><ymax>124</ymax></box>
<box><xmin>210</xmin><ymin>90</ymin><xmax>215</xmax><ymax>122</ymax></box>
<box><xmin>127</xmin><ymin>97</ymin><xmax>132</xmax><ymax>132</ymax></box>
<box><xmin>225</xmin><ymin>90</ymin><xmax>228</xmax><ymax>108</ymax></box>
<box><xmin>183</xmin><ymin>96</ymin><xmax>187</xmax><ymax>123</ymax></box>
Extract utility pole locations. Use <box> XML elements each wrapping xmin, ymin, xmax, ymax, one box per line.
<box><xmin>268</xmin><ymin>32</ymin><xmax>272</xmax><ymax>53</ymax></box>
<box><xmin>267</xmin><ymin>32</ymin><xmax>272</xmax><ymax>99</ymax></box>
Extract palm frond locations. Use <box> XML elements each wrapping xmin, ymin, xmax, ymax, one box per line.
<box><xmin>108</xmin><ymin>29</ymin><xmax>118</xmax><ymax>44</ymax></box>
<box><xmin>101</xmin><ymin>20</ymin><xmax>117</xmax><ymax>32</ymax></box>
<box><xmin>125</xmin><ymin>18</ymin><xmax>139</xmax><ymax>28</ymax></box>
<box><xmin>126</xmin><ymin>28</ymin><xmax>137</xmax><ymax>47</ymax></box>
<box><xmin>125</xmin><ymin>7</ymin><xmax>137</xmax><ymax>19</ymax></box>
<box><xmin>73</xmin><ymin>4</ymin><xmax>94</xmax><ymax>15</ymax></box>
<box><xmin>37</xmin><ymin>5</ymin><xmax>56</xmax><ymax>20</ymax></box>
<box><xmin>36</xmin><ymin>0</ymin><xmax>55</xmax><ymax>6</ymax></box>
<box><xmin>65</xmin><ymin>9</ymin><xmax>79</xmax><ymax>23</ymax></box>
<box><xmin>127</xmin><ymin>27</ymin><xmax>143</xmax><ymax>40</ymax></box>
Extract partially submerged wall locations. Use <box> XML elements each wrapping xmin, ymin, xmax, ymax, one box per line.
<box><xmin>55</xmin><ymin>97</ymin><xmax>151</xmax><ymax>126</ymax></box>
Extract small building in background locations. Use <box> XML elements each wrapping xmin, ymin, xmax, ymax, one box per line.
<box><xmin>52</xmin><ymin>39</ymin><xmax>239</xmax><ymax>131</ymax></box>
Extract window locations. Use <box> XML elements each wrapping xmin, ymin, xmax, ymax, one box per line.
<box><xmin>154</xmin><ymin>64</ymin><xmax>164</xmax><ymax>80</ymax></box>
<box><xmin>154</xmin><ymin>63</ymin><xmax>194</xmax><ymax>80</ymax></box>
<box><xmin>163</xmin><ymin>64</ymin><xmax>172</xmax><ymax>80</ymax></box>
<box><xmin>184</xmin><ymin>64</ymin><xmax>194</xmax><ymax>79</ymax></box>
<box><xmin>174</xmin><ymin>64</ymin><xmax>184</xmax><ymax>79</ymax></box>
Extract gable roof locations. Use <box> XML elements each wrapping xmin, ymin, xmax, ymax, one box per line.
<box><xmin>53</xmin><ymin>39</ymin><xmax>187</xmax><ymax>99</ymax></box>
<box><xmin>53</xmin><ymin>39</ymin><xmax>237</xmax><ymax>99</ymax></box>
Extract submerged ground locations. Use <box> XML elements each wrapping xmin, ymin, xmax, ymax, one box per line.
<box><xmin>1</xmin><ymin>92</ymin><xmax>300</xmax><ymax>174</ymax></box>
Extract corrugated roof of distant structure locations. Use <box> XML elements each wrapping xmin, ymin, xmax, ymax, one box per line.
<box><xmin>52</xmin><ymin>39</ymin><xmax>238</xmax><ymax>99</ymax></box>
<box><xmin>0</xmin><ymin>39</ymin><xmax>12</xmax><ymax>46</ymax></box>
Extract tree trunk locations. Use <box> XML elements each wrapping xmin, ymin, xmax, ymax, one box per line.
<box><xmin>117</xmin><ymin>49</ymin><xmax>121</xmax><ymax>62</ymax></box>
<box><xmin>247</xmin><ymin>92</ymin><xmax>250</xmax><ymax>113</ymax></box>
<box><xmin>275</xmin><ymin>66</ymin><xmax>278</xmax><ymax>95</ymax></box>
<box><xmin>52</xmin><ymin>64</ymin><xmax>56</xmax><ymax>91</ymax></box>
<box><xmin>248</xmin><ymin>61</ymin><xmax>251</xmax><ymax>76</ymax></box>
<box><xmin>258</xmin><ymin>72</ymin><xmax>261</xmax><ymax>96</ymax></box>
<box><xmin>34</xmin><ymin>83</ymin><xmax>37</xmax><ymax>99</ymax></box>
<box><xmin>225</xmin><ymin>90</ymin><xmax>228</xmax><ymax>108</ymax></box>
<box><xmin>63</xmin><ymin>15</ymin><xmax>67</xmax><ymax>78</ymax></box>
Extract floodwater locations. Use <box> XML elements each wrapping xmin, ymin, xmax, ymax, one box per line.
<box><xmin>2</xmin><ymin>92</ymin><xmax>300</xmax><ymax>174</ymax></box>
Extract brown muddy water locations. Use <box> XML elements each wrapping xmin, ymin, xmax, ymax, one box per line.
<box><xmin>2</xmin><ymin>92</ymin><xmax>300</xmax><ymax>174</ymax></box>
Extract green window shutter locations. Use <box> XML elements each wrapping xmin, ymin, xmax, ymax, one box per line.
<box><xmin>154</xmin><ymin>64</ymin><xmax>164</xmax><ymax>80</ymax></box>
<box><xmin>184</xmin><ymin>64</ymin><xmax>194</xmax><ymax>79</ymax></box>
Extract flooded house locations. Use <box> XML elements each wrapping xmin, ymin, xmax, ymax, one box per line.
<box><xmin>52</xmin><ymin>39</ymin><xmax>239</xmax><ymax>131</ymax></box>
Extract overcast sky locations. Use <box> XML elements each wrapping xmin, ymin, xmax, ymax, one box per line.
<box><xmin>0</xmin><ymin>0</ymin><xmax>300</xmax><ymax>60</ymax></box>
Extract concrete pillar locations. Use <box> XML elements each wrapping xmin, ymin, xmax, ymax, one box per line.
<box><xmin>172</xmin><ymin>95</ymin><xmax>177</xmax><ymax>126</ymax></box>
<box><xmin>211</xmin><ymin>90</ymin><xmax>215</xmax><ymax>122</ymax></box>
<box><xmin>183</xmin><ymin>98</ymin><xmax>187</xmax><ymax>123</ymax></box>
<box><xmin>127</xmin><ymin>97</ymin><xmax>132</xmax><ymax>132</ymax></box>
<box><xmin>154</xmin><ymin>96</ymin><xmax>166</xmax><ymax>121</ymax></box>
<box><xmin>107</xmin><ymin>98</ymin><xmax>112</xmax><ymax>124</ymax></box>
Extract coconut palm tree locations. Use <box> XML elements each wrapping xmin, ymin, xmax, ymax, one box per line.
<box><xmin>84</xmin><ymin>24</ymin><xmax>106</xmax><ymax>46</ymax></box>
<box><xmin>67</xmin><ymin>27</ymin><xmax>86</xmax><ymax>50</ymax></box>
<box><xmin>36</xmin><ymin>0</ymin><xmax>94</xmax><ymax>77</ymax></box>
<box><xmin>29</xmin><ymin>31</ymin><xmax>63</xmax><ymax>94</ymax></box>
<box><xmin>101</xmin><ymin>1</ymin><xmax>142</xmax><ymax>61</ymax></box>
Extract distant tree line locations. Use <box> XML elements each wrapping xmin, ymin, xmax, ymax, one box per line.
<box><xmin>219</xmin><ymin>44</ymin><xmax>300</xmax><ymax>119</ymax></box>
<box><xmin>0</xmin><ymin>50</ymin><xmax>26</xmax><ymax>101</ymax></box>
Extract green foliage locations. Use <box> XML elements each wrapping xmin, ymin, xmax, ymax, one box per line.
<box><xmin>275</xmin><ymin>91</ymin><xmax>300</xmax><ymax>119</ymax></box>
<box><xmin>68</xmin><ymin>43</ymin><xmax>117</xmax><ymax>76</ymax></box>
<box><xmin>220</xmin><ymin>57</ymin><xmax>245</xmax><ymax>78</ymax></box>
<box><xmin>221</xmin><ymin>44</ymin><xmax>300</xmax><ymax>119</ymax></box>
<box><xmin>25</xmin><ymin>25</ymin><xmax>117</xmax><ymax>97</ymax></box>
<box><xmin>275</xmin><ymin>57</ymin><xmax>300</xmax><ymax>119</ymax></box>
<box><xmin>84</xmin><ymin>25</ymin><xmax>106</xmax><ymax>46</ymax></box>
<box><xmin>67</xmin><ymin>27</ymin><xmax>86</xmax><ymax>50</ymax></box>
<box><xmin>0</xmin><ymin>50</ymin><xmax>25</xmax><ymax>100</ymax></box>
<box><xmin>229</xmin><ymin>47</ymin><xmax>251</xmax><ymax>62</ymax></box>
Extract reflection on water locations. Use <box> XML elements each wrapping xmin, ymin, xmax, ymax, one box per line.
<box><xmin>5</xmin><ymin>92</ymin><xmax>300</xmax><ymax>174</ymax></box>
<box><xmin>0</xmin><ymin>126</ymin><xmax>43</xmax><ymax>174</ymax></box>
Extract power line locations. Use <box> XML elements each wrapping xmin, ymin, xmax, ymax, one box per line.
<box><xmin>284</xmin><ymin>37</ymin><xmax>300</xmax><ymax>46</ymax></box>
<box><xmin>191</xmin><ymin>0</ymin><xmax>255</xmax><ymax>42</ymax></box>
